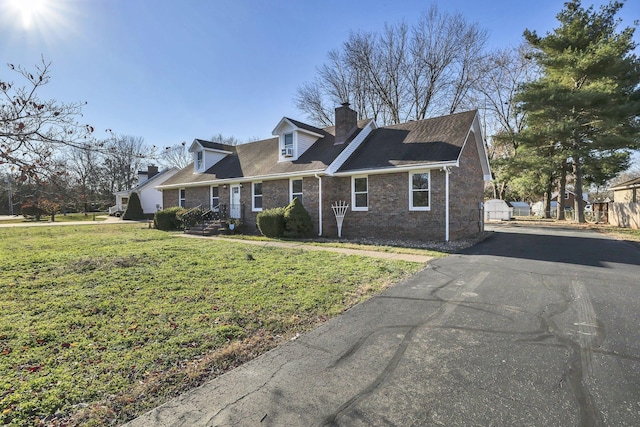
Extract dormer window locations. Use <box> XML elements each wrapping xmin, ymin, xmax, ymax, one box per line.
<box><xmin>196</xmin><ymin>151</ymin><xmax>204</xmax><ymax>170</ymax></box>
<box><xmin>282</xmin><ymin>133</ymin><xmax>294</xmax><ymax>157</ymax></box>
<box><xmin>272</xmin><ymin>118</ymin><xmax>324</xmax><ymax>162</ymax></box>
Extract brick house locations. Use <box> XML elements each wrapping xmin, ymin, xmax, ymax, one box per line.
<box><xmin>158</xmin><ymin>104</ymin><xmax>491</xmax><ymax>241</ymax></box>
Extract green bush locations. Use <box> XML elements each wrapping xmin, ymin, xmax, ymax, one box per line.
<box><xmin>283</xmin><ymin>197</ymin><xmax>313</xmax><ymax>238</ymax></box>
<box><xmin>154</xmin><ymin>207</ymin><xmax>186</xmax><ymax>230</ymax></box>
<box><xmin>122</xmin><ymin>192</ymin><xmax>145</xmax><ymax>220</ymax></box>
<box><xmin>256</xmin><ymin>207</ymin><xmax>286</xmax><ymax>238</ymax></box>
<box><xmin>21</xmin><ymin>204</ymin><xmax>46</xmax><ymax>221</ymax></box>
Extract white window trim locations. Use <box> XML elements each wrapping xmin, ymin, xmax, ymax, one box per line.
<box><xmin>196</xmin><ymin>151</ymin><xmax>204</xmax><ymax>171</ymax></box>
<box><xmin>179</xmin><ymin>188</ymin><xmax>186</xmax><ymax>208</ymax></box>
<box><xmin>210</xmin><ymin>186</ymin><xmax>219</xmax><ymax>211</ymax></box>
<box><xmin>290</xmin><ymin>178</ymin><xmax>303</xmax><ymax>203</ymax></box>
<box><xmin>280</xmin><ymin>132</ymin><xmax>295</xmax><ymax>160</ymax></box>
<box><xmin>252</xmin><ymin>182</ymin><xmax>263</xmax><ymax>212</ymax></box>
<box><xmin>351</xmin><ymin>175</ymin><xmax>368</xmax><ymax>211</ymax></box>
<box><xmin>409</xmin><ymin>170</ymin><xmax>431</xmax><ymax>211</ymax></box>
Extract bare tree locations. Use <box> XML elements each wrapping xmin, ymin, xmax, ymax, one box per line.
<box><xmin>0</xmin><ymin>58</ymin><xmax>95</xmax><ymax>181</ymax></box>
<box><xmin>103</xmin><ymin>134</ymin><xmax>148</xmax><ymax>192</ymax></box>
<box><xmin>473</xmin><ymin>44</ymin><xmax>539</xmax><ymax>199</ymax></box>
<box><xmin>295</xmin><ymin>6</ymin><xmax>488</xmax><ymax>126</ymax></box>
<box><xmin>160</xmin><ymin>142</ymin><xmax>191</xmax><ymax>169</ymax></box>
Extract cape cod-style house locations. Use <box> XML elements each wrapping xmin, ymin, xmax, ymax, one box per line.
<box><xmin>157</xmin><ymin>104</ymin><xmax>491</xmax><ymax>241</ymax></box>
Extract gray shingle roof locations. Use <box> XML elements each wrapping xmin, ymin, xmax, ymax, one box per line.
<box><xmin>337</xmin><ymin>110</ymin><xmax>476</xmax><ymax>172</ymax></box>
<box><xmin>160</xmin><ymin>110</ymin><xmax>478</xmax><ymax>187</ymax></box>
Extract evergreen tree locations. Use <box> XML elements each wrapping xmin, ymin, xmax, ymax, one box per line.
<box><xmin>122</xmin><ymin>192</ymin><xmax>145</xmax><ymax>220</ymax></box>
<box><xmin>516</xmin><ymin>0</ymin><xmax>640</xmax><ymax>222</ymax></box>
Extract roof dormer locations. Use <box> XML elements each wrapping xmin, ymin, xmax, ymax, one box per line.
<box><xmin>272</xmin><ymin>118</ymin><xmax>324</xmax><ymax>162</ymax></box>
<box><xmin>188</xmin><ymin>139</ymin><xmax>234</xmax><ymax>173</ymax></box>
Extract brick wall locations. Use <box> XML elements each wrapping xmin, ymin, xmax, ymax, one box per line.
<box><xmin>322</xmin><ymin>172</ymin><xmax>448</xmax><ymax>241</ymax></box>
<box><xmin>162</xmin><ymin>189</ymin><xmax>178</xmax><ymax>209</ymax></box>
<box><xmin>448</xmin><ymin>133</ymin><xmax>484</xmax><ymax>239</ymax></box>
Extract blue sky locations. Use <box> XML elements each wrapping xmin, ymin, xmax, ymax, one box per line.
<box><xmin>1</xmin><ymin>0</ymin><xmax>638</xmax><ymax>148</ymax></box>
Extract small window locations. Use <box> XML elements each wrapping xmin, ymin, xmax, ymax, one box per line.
<box><xmin>290</xmin><ymin>178</ymin><xmax>303</xmax><ymax>205</ymax></box>
<box><xmin>564</xmin><ymin>192</ymin><xmax>569</xmax><ymax>200</ymax></box>
<box><xmin>284</xmin><ymin>133</ymin><xmax>293</xmax><ymax>148</ymax></box>
<box><xmin>196</xmin><ymin>151</ymin><xmax>203</xmax><ymax>170</ymax></box>
<box><xmin>211</xmin><ymin>186</ymin><xmax>219</xmax><ymax>211</ymax></box>
<box><xmin>252</xmin><ymin>182</ymin><xmax>263</xmax><ymax>211</ymax></box>
<box><xmin>352</xmin><ymin>176</ymin><xmax>368</xmax><ymax>211</ymax></box>
<box><xmin>409</xmin><ymin>171</ymin><xmax>430</xmax><ymax>211</ymax></box>
<box><xmin>179</xmin><ymin>188</ymin><xmax>186</xmax><ymax>208</ymax></box>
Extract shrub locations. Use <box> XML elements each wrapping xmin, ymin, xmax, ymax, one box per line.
<box><xmin>122</xmin><ymin>192</ymin><xmax>145</xmax><ymax>220</ymax></box>
<box><xmin>256</xmin><ymin>207</ymin><xmax>286</xmax><ymax>238</ymax></box>
<box><xmin>154</xmin><ymin>207</ymin><xmax>186</xmax><ymax>230</ymax></box>
<box><xmin>21</xmin><ymin>204</ymin><xmax>47</xmax><ymax>221</ymax></box>
<box><xmin>283</xmin><ymin>197</ymin><xmax>313</xmax><ymax>238</ymax></box>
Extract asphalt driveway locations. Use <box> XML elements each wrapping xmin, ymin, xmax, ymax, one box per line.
<box><xmin>125</xmin><ymin>223</ymin><xmax>640</xmax><ymax>426</ymax></box>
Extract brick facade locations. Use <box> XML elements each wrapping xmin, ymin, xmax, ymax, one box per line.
<box><xmin>448</xmin><ymin>132</ymin><xmax>484</xmax><ymax>239</ymax></box>
<box><xmin>163</xmin><ymin>153</ymin><xmax>483</xmax><ymax>242</ymax></box>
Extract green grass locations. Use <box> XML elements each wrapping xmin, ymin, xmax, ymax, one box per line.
<box><xmin>0</xmin><ymin>224</ymin><xmax>424</xmax><ymax>426</ymax></box>
<box><xmin>217</xmin><ymin>234</ymin><xmax>447</xmax><ymax>257</ymax></box>
<box><xmin>0</xmin><ymin>213</ymin><xmax>107</xmax><ymax>224</ymax></box>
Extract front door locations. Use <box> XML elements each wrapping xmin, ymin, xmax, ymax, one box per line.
<box><xmin>230</xmin><ymin>185</ymin><xmax>241</xmax><ymax>218</ymax></box>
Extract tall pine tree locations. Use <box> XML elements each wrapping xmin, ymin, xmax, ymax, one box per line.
<box><xmin>517</xmin><ymin>0</ymin><xmax>640</xmax><ymax>222</ymax></box>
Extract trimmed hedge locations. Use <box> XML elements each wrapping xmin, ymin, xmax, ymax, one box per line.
<box><xmin>154</xmin><ymin>207</ymin><xmax>186</xmax><ymax>230</ymax></box>
<box><xmin>122</xmin><ymin>192</ymin><xmax>145</xmax><ymax>220</ymax></box>
<box><xmin>256</xmin><ymin>207</ymin><xmax>286</xmax><ymax>238</ymax></box>
<box><xmin>283</xmin><ymin>197</ymin><xmax>313</xmax><ymax>238</ymax></box>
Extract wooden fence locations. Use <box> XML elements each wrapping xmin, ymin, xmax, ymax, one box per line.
<box><xmin>609</xmin><ymin>203</ymin><xmax>640</xmax><ymax>229</ymax></box>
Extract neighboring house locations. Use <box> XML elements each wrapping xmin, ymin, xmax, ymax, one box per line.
<box><xmin>110</xmin><ymin>166</ymin><xmax>179</xmax><ymax>216</ymax></box>
<box><xmin>157</xmin><ymin>104</ymin><xmax>492</xmax><ymax>241</ymax></box>
<box><xmin>609</xmin><ymin>177</ymin><xmax>640</xmax><ymax>229</ymax></box>
<box><xmin>551</xmin><ymin>190</ymin><xmax>589</xmax><ymax>210</ymax></box>
<box><xmin>610</xmin><ymin>176</ymin><xmax>640</xmax><ymax>203</ymax></box>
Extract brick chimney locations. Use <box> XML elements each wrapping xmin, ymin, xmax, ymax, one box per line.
<box><xmin>147</xmin><ymin>165</ymin><xmax>159</xmax><ymax>178</ymax></box>
<box><xmin>138</xmin><ymin>165</ymin><xmax>159</xmax><ymax>185</ymax></box>
<box><xmin>334</xmin><ymin>102</ymin><xmax>358</xmax><ymax>144</ymax></box>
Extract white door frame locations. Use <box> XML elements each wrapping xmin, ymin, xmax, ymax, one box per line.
<box><xmin>230</xmin><ymin>184</ymin><xmax>241</xmax><ymax>218</ymax></box>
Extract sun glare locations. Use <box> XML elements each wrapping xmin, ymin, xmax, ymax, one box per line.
<box><xmin>8</xmin><ymin>0</ymin><xmax>49</xmax><ymax>29</ymax></box>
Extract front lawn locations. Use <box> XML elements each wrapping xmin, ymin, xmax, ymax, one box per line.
<box><xmin>0</xmin><ymin>213</ymin><xmax>107</xmax><ymax>224</ymax></box>
<box><xmin>0</xmin><ymin>224</ymin><xmax>424</xmax><ymax>426</ymax></box>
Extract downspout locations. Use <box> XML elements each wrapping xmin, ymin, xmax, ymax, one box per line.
<box><xmin>315</xmin><ymin>173</ymin><xmax>322</xmax><ymax>236</ymax></box>
<box><xmin>443</xmin><ymin>167</ymin><xmax>450</xmax><ymax>242</ymax></box>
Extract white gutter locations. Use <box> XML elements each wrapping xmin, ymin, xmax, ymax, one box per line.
<box><xmin>157</xmin><ymin>169</ymin><xmax>326</xmax><ymax>190</ymax></box>
<box><xmin>331</xmin><ymin>160</ymin><xmax>459</xmax><ymax>177</ymax></box>
<box><xmin>315</xmin><ymin>173</ymin><xmax>322</xmax><ymax>236</ymax></box>
<box><xmin>444</xmin><ymin>166</ymin><xmax>451</xmax><ymax>242</ymax></box>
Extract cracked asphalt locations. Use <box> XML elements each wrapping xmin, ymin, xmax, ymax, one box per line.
<box><xmin>124</xmin><ymin>223</ymin><xmax>640</xmax><ymax>426</ymax></box>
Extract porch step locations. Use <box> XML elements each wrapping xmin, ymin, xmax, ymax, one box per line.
<box><xmin>184</xmin><ymin>220</ymin><xmax>224</xmax><ymax>236</ymax></box>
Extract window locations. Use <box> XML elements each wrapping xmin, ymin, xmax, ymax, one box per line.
<box><xmin>252</xmin><ymin>182</ymin><xmax>263</xmax><ymax>211</ymax></box>
<box><xmin>409</xmin><ymin>171</ymin><xmax>430</xmax><ymax>210</ymax></box>
<box><xmin>282</xmin><ymin>133</ymin><xmax>294</xmax><ymax>158</ymax></box>
<box><xmin>352</xmin><ymin>176</ymin><xmax>368</xmax><ymax>211</ymax></box>
<box><xmin>179</xmin><ymin>188</ymin><xmax>186</xmax><ymax>208</ymax></box>
<box><xmin>211</xmin><ymin>186</ymin><xmax>219</xmax><ymax>211</ymax></box>
<box><xmin>196</xmin><ymin>151</ymin><xmax>203</xmax><ymax>170</ymax></box>
<box><xmin>290</xmin><ymin>178</ymin><xmax>303</xmax><ymax>205</ymax></box>
<box><xmin>564</xmin><ymin>192</ymin><xmax>569</xmax><ymax>200</ymax></box>
<box><xmin>284</xmin><ymin>133</ymin><xmax>293</xmax><ymax>149</ymax></box>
